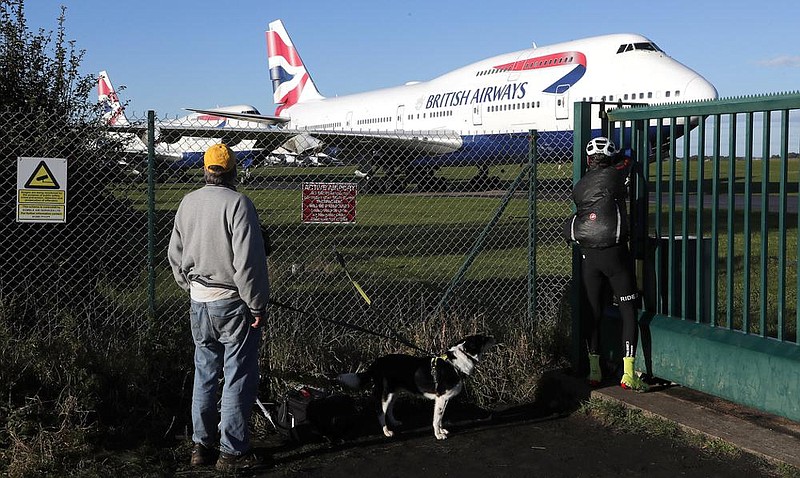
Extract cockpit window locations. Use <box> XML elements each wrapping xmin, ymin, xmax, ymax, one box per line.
<box><xmin>617</xmin><ymin>42</ymin><xmax>662</xmax><ymax>54</ymax></box>
<box><xmin>634</xmin><ymin>42</ymin><xmax>661</xmax><ymax>52</ymax></box>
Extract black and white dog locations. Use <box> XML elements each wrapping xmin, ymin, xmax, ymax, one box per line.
<box><xmin>337</xmin><ymin>334</ymin><xmax>496</xmax><ymax>440</ymax></box>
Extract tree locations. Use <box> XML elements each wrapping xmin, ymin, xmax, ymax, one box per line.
<box><xmin>0</xmin><ymin>1</ymin><xmax>95</xmax><ymax>116</ymax></box>
<box><xmin>0</xmin><ymin>7</ymin><xmax>189</xmax><ymax>475</ymax></box>
<box><xmin>0</xmin><ymin>0</ymin><xmax>145</xmax><ymax>325</ymax></box>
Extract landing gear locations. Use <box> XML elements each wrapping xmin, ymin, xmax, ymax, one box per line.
<box><xmin>355</xmin><ymin>161</ymin><xmax>443</xmax><ymax>194</ymax></box>
<box><xmin>465</xmin><ymin>165</ymin><xmax>502</xmax><ymax>191</ymax></box>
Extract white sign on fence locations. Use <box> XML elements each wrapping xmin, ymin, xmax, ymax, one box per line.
<box><xmin>16</xmin><ymin>157</ymin><xmax>68</xmax><ymax>223</ymax></box>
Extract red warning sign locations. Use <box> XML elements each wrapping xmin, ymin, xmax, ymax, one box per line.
<box><xmin>302</xmin><ymin>182</ymin><xmax>357</xmax><ymax>224</ymax></box>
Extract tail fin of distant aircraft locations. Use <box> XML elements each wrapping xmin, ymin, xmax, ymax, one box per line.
<box><xmin>266</xmin><ymin>19</ymin><xmax>324</xmax><ymax>115</ymax></box>
<box><xmin>98</xmin><ymin>70</ymin><xmax>129</xmax><ymax>126</ymax></box>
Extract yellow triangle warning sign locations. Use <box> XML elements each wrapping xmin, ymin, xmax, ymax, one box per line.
<box><xmin>25</xmin><ymin>161</ymin><xmax>60</xmax><ymax>189</ymax></box>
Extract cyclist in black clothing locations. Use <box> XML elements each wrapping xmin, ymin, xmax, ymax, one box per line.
<box><xmin>565</xmin><ymin>136</ymin><xmax>648</xmax><ymax>392</ymax></box>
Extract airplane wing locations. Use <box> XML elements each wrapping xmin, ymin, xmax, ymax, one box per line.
<box><xmin>106</xmin><ymin>108</ymin><xmax>463</xmax><ymax>161</ymax></box>
<box><xmin>158</xmin><ymin>111</ymin><xmax>464</xmax><ymax>158</ymax></box>
<box><xmin>185</xmin><ymin>107</ymin><xmax>290</xmax><ymax>126</ymax></box>
<box><xmin>159</xmin><ymin>124</ymin><xmax>463</xmax><ymax>157</ymax></box>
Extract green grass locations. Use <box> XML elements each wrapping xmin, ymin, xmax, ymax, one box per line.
<box><xmin>106</xmin><ymin>171</ymin><xmax>552</xmax><ymax>294</ymax></box>
<box><xmin>107</xmin><ymin>159</ymin><xmax>800</xmax><ymax>341</ymax></box>
<box><xmin>648</xmin><ymin>157</ymin><xmax>800</xmax><ymax>185</ymax></box>
<box><xmin>646</xmin><ymin>193</ymin><xmax>799</xmax><ymax>339</ymax></box>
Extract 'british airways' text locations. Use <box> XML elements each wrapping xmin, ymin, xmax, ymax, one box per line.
<box><xmin>425</xmin><ymin>82</ymin><xmax>528</xmax><ymax>109</ymax></box>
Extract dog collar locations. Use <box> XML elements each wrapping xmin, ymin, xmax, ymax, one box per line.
<box><xmin>430</xmin><ymin>355</ymin><xmax>448</xmax><ymax>370</ymax></box>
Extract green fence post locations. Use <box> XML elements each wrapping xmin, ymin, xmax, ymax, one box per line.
<box><xmin>147</xmin><ymin>110</ymin><xmax>156</xmax><ymax>320</ymax></box>
<box><xmin>759</xmin><ymin>111</ymin><xmax>771</xmax><ymax>335</ymax></box>
<box><xmin>570</xmin><ymin>101</ymin><xmax>592</xmax><ymax>372</ymax></box>
<box><xmin>778</xmin><ymin>110</ymin><xmax>789</xmax><ymax>341</ymax></box>
<box><xmin>528</xmin><ymin>130</ymin><xmax>538</xmax><ymax>331</ymax></box>
<box><xmin>436</xmin><ymin>165</ymin><xmax>529</xmax><ymax>316</ymax></box>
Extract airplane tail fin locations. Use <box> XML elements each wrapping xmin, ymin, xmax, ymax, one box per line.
<box><xmin>98</xmin><ymin>70</ymin><xmax>129</xmax><ymax>126</ymax></box>
<box><xmin>266</xmin><ymin>19</ymin><xmax>324</xmax><ymax>115</ymax></box>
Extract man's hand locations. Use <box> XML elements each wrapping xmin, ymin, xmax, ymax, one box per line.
<box><xmin>252</xmin><ymin>315</ymin><xmax>263</xmax><ymax>328</ymax></box>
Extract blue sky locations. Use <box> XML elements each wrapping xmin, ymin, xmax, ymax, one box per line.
<box><xmin>23</xmin><ymin>0</ymin><xmax>800</xmax><ymax>118</ymax></box>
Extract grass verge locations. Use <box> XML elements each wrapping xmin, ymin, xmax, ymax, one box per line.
<box><xmin>579</xmin><ymin>397</ymin><xmax>800</xmax><ymax>478</ymax></box>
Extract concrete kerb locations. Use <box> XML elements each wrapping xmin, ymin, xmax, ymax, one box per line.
<box><xmin>589</xmin><ymin>382</ymin><xmax>800</xmax><ymax>470</ymax></box>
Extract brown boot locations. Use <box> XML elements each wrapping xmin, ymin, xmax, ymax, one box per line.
<box><xmin>190</xmin><ymin>442</ymin><xmax>215</xmax><ymax>466</ymax></box>
<box><xmin>215</xmin><ymin>450</ymin><xmax>267</xmax><ymax>472</ymax></box>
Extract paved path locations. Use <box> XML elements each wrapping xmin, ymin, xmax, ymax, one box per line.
<box><xmin>175</xmin><ymin>373</ymin><xmax>799</xmax><ymax>477</ymax></box>
<box><xmin>251</xmin><ymin>374</ymin><xmax>798</xmax><ymax>477</ymax></box>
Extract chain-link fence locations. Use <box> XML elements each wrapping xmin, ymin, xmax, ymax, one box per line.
<box><xmin>2</xmin><ymin>110</ymin><xmax>575</xmax><ymax>388</ymax></box>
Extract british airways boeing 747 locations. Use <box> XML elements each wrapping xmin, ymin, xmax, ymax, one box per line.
<box><xmin>138</xmin><ymin>20</ymin><xmax>719</xmax><ymax>179</ymax></box>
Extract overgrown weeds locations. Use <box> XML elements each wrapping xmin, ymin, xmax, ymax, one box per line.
<box><xmin>0</xmin><ymin>305</ymin><xmax>193</xmax><ymax>477</ymax></box>
<box><xmin>1</xmin><ymin>294</ymin><xmax>569</xmax><ymax>477</ymax></box>
<box><xmin>264</xmin><ymin>303</ymin><xmax>570</xmax><ymax>408</ymax></box>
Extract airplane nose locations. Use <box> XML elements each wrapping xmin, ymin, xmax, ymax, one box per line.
<box><xmin>684</xmin><ymin>76</ymin><xmax>718</xmax><ymax>102</ymax></box>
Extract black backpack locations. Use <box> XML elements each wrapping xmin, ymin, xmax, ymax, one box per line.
<box><xmin>271</xmin><ymin>386</ymin><xmax>357</xmax><ymax>443</ymax></box>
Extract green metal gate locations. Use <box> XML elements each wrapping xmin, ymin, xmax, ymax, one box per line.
<box><xmin>571</xmin><ymin>93</ymin><xmax>800</xmax><ymax>421</ymax></box>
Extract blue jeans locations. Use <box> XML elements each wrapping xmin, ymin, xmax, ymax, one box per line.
<box><xmin>189</xmin><ymin>298</ymin><xmax>261</xmax><ymax>455</ymax></box>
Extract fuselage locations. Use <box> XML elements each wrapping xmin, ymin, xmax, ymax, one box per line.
<box><xmin>278</xmin><ymin>33</ymin><xmax>717</xmax><ymax>164</ymax></box>
<box><xmin>109</xmin><ymin>104</ymin><xmax>265</xmax><ymax>168</ymax></box>
<box><xmin>156</xmin><ymin>104</ymin><xmax>263</xmax><ymax>167</ymax></box>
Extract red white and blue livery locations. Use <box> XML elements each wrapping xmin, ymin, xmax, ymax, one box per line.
<box><xmin>173</xmin><ymin>20</ymin><xmax>720</xmax><ymax>173</ymax></box>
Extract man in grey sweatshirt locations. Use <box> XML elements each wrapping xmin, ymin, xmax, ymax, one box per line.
<box><xmin>168</xmin><ymin>143</ymin><xmax>269</xmax><ymax>471</ymax></box>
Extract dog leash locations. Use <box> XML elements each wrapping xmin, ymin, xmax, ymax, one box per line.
<box><xmin>334</xmin><ymin>250</ymin><xmax>372</xmax><ymax>306</ymax></box>
<box><xmin>333</xmin><ymin>248</ymin><xmax>434</xmax><ymax>356</ymax></box>
<box><xmin>267</xmin><ymin>298</ymin><xmax>433</xmax><ymax>355</ymax></box>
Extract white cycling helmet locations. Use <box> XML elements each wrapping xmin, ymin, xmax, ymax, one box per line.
<box><xmin>585</xmin><ymin>136</ymin><xmax>618</xmax><ymax>157</ymax></box>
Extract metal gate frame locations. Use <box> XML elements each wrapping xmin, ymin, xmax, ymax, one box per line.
<box><xmin>570</xmin><ymin>96</ymin><xmax>800</xmax><ymax>422</ymax></box>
